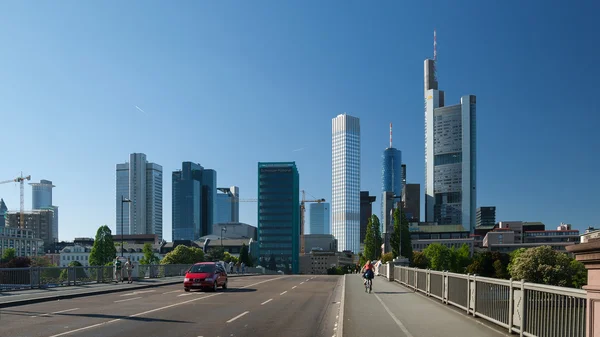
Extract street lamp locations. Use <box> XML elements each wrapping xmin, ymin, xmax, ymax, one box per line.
<box><xmin>121</xmin><ymin>196</ymin><xmax>132</xmax><ymax>257</ymax></box>
<box><xmin>221</xmin><ymin>226</ymin><xmax>227</xmax><ymax>247</ymax></box>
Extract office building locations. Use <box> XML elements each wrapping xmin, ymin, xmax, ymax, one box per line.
<box><xmin>303</xmin><ymin>234</ymin><xmax>337</xmax><ymax>254</ymax></box>
<box><xmin>172</xmin><ymin>162</ymin><xmax>217</xmax><ymax>241</ymax></box>
<box><xmin>476</xmin><ymin>207</ymin><xmax>496</xmax><ymax>228</ymax></box>
<box><xmin>0</xmin><ymin>226</ymin><xmax>43</xmax><ymax>257</ymax></box>
<box><xmin>332</xmin><ymin>113</ymin><xmax>361</xmax><ymax>253</ymax></box>
<box><xmin>116</xmin><ymin>153</ymin><xmax>163</xmax><ymax>241</ymax></box>
<box><xmin>257</xmin><ymin>162</ymin><xmax>300</xmax><ymax>274</ymax></box>
<box><xmin>382</xmin><ymin>191</ymin><xmax>402</xmax><ymax>253</ymax></box>
<box><xmin>216</xmin><ymin>186</ymin><xmax>240</xmax><ymax>224</ymax></box>
<box><xmin>309</xmin><ymin>202</ymin><xmax>330</xmax><ymax>235</ymax></box>
<box><xmin>403</xmin><ymin>183</ymin><xmax>421</xmax><ymax>222</ymax></box>
<box><xmin>30</xmin><ymin>180</ymin><xmax>59</xmax><ymax>242</ymax></box>
<box><xmin>424</xmin><ymin>57</ymin><xmax>477</xmax><ymax>232</ymax></box>
<box><xmin>0</xmin><ymin>199</ymin><xmax>7</xmax><ymax>227</ymax></box>
<box><xmin>401</xmin><ymin>164</ymin><xmax>407</xmax><ymax>192</ymax></box>
<box><xmin>359</xmin><ymin>191</ymin><xmax>376</xmax><ymax>244</ymax></box>
<box><xmin>299</xmin><ymin>250</ymin><xmax>354</xmax><ymax>275</ymax></box>
<box><xmin>6</xmin><ymin>209</ymin><xmax>54</xmax><ymax>251</ymax></box>
<box><xmin>213</xmin><ymin>222</ymin><xmax>257</xmax><ymax>240</ymax></box>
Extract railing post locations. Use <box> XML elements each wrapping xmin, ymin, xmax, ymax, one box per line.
<box><xmin>466</xmin><ymin>274</ymin><xmax>471</xmax><ymax>314</ymax></box>
<box><xmin>443</xmin><ymin>271</ymin><xmax>449</xmax><ymax>304</ymax></box>
<box><xmin>426</xmin><ymin>269</ymin><xmax>431</xmax><ymax>296</ymax></box>
<box><xmin>508</xmin><ymin>278</ymin><xmax>514</xmax><ymax>334</ymax></box>
<box><xmin>519</xmin><ymin>279</ymin><xmax>525</xmax><ymax>337</ymax></box>
<box><xmin>471</xmin><ymin>274</ymin><xmax>477</xmax><ymax>317</ymax></box>
<box><xmin>414</xmin><ymin>268</ymin><xmax>418</xmax><ymax>290</ymax></box>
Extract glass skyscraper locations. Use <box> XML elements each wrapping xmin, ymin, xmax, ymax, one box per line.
<box><xmin>172</xmin><ymin>162</ymin><xmax>217</xmax><ymax>241</ymax></box>
<box><xmin>257</xmin><ymin>162</ymin><xmax>300</xmax><ymax>274</ymax></box>
<box><xmin>116</xmin><ymin>153</ymin><xmax>163</xmax><ymax>241</ymax></box>
<box><xmin>424</xmin><ymin>58</ymin><xmax>477</xmax><ymax>232</ymax></box>
<box><xmin>381</xmin><ymin>147</ymin><xmax>402</xmax><ymax>234</ymax></box>
<box><xmin>29</xmin><ymin>180</ymin><xmax>59</xmax><ymax>242</ymax></box>
<box><xmin>309</xmin><ymin>202</ymin><xmax>330</xmax><ymax>235</ymax></box>
<box><xmin>215</xmin><ymin>186</ymin><xmax>240</xmax><ymax>224</ymax></box>
<box><xmin>332</xmin><ymin>114</ymin><xmax>361</xmax><ymax>254</ymax></box>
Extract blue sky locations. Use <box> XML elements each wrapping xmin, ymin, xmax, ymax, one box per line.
<box><xmin>1</xmin><ymin>1</ymin><xmax>598</xmax><ymax>241</ymax></box>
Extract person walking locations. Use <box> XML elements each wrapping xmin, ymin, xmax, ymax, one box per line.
<box><xmin>114</xmin><ymin>257</ymin><xmax>122</xmax><ymax>283</ymax></box>
<box><xmin>125</xmin><ymin>257</ymin><xmax>133</xmax><ymax>284</ymax></box>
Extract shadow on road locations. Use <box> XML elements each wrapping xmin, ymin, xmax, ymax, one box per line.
<box><xmin>372</xmin><ymin>291</ymin><xmax>411</xmax><ymax>295</ymax></box>
<box><xmin>224</xmin><ymin>288</ymin><xmax>257</xmax><ymax>293</ymax></box>
<box><xmin>0</xmin><ymin>309</ymin><xmax>191</xmax><ymax>323</ymax></box>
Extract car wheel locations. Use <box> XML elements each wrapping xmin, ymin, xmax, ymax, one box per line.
<box><xmin>222</xmin><ymin>279</ymin><xmax>228</xmax><ymax>290</ymax></box>
<box><xmin>184</xmin><ymin>288</ymin><xmax>190</xmax><ymax>292</ymax></box>
<box><xmin>213</xmin><ymin>281</ymin><xmax>218</xmax><ymax>292</ymax></box>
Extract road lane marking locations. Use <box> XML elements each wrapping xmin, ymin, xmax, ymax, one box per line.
<box><xmin>280</xmin><ymin>291</ymin><xmax>287</xmax><ymax>295</ymax></box>
<box><xmin>373</xmin><ymin>292</ymin><xmax>414</xmax><ymax>337</ymax></box>
<box><xmin>292</xmin><ymin>286</ymin><xmax>297</xmax><ymax>289</ymax></box>
<box><xmin>163</xmin><ymin>290</ymin><xmax>181</xmax><ymax>294</ymax></box>
<box><xmin>119</xmin><ymin>290</ymin><xmax>155</xmax><ymax>296</ymax></box>
<box><xmin>300</xmin><ymin>282</ymin><xmax>304</xmax><ymax>284</ymax></box>
<box><xmin>306</xmin><ymin>279</ymin><xmax>310</xmax><ymax>281</ymax></box>
<box><xmin>113</xmin><ymin>297</ymin><xmax>142</xmax><ymax>303</ymax></box>
<box><xmin>47</xmin><ymin>277</ymin><xmax>284</xmax><ymax>337</ymax></box>
<box><xmin>41</xmin><ymin>308</ymin><xmax>80</xmax><ymax>317</ymax></box>
<box><xmin>226</xmin><ymin>311</ymin><xmax>249</xmax><ymax>323</ymax></box>
<box><xmin>261</xmin><ymin>299</ymin><xmax>273</xmax><ymax>305</ymax></box>
<box><xmin>178</xmin><ymin>293</ymin><xmax>193</xmax><ymax>297</ymax></box>
<box><xmin>337</xmin><ymin>274</ymin><xmax>346</xmax><ymax>337</ymax></box>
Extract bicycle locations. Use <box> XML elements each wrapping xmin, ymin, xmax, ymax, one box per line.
<box><xmin>365</xmin><ymin>278</ymin><xmax>372</xmax><ymax>293</ymax></box>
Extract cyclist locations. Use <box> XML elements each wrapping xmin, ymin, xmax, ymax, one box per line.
<box><xmin>361</xmin><ymin>260</ymin><xmax>375</xmax><ymax>286</ymax></box>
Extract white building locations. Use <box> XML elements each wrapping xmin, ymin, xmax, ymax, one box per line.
<box><xmin>424</xmin><ymin>58</ymin><xmax>477</xmax><ymax>232</ymax></box>
<box><xmin>59</xmin><ymin>243</ymin><xmax>163</xmax><ymax>267</ymax></box>
<box><xmin>116</xmin><ymin>153</ymin><xmax>163</xmax><ymax>241</ymax></box>
<box><xmin>332</xmin><ymin>114</ymin><xmax>361</xmax><ymax>253</ymax></box>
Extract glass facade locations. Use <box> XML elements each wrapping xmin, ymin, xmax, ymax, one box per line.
<box><xmin>215</xmin><ymin>193</ymin><xmax>233</xmax><ymax>224</ymax></box>
<box><xmin>257</xmin><ymin>162</ymin><xmax>300</xmax><ymax>274</ymax></box>
<box><xmin>381</xmin><ymin>147</ymin><xmax>401</xmax><ymax>229</ymax></box>
<box><xmin>30</xmin><ymin>180</ymin><xmax>54</xmax><ymax>210</ymax></box>
<box><xmin>309</xmin><ymin>202</ymin><xmax>330</xmax><ymax>235</ymax></box>
<box><xmin>0</xmin><ymin>199</ymin><xmax>7</xmax><ymax>228</ymax></box>
<box><xmin>332</xmin><ymin>114</ymin><xmax>361</xmax><ymax>253</ymax></box>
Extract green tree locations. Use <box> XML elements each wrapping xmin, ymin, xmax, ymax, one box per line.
<box><xmin>381</xmin><ymin>252</ymin><xmax>394</xmax><ymax>264</ymax></box>
<box><xmin>31</xmin><ymin>256</ymin><xmax>54</xmax><ymax>267</ymax></box>
<box><xmin>509</xmin><ymin>246</ymin><xmax>574</xmax><ymax>287</ymax></box>
<box><xmin>390</xmin><ymin>208</ymin><xmax>401</xmax><ymax>258</ymax></box>
<box><xmin>59</xmin><ymin>261</ymin><xmax>87</xmax><ymax>281</ymax></box>
<box><xmin>1</xmin><ymin>248</ymin><xmax>16</xmax><ymax>263</ymax></box>
<box><xmin>205</xmin><ymin>247</ymin><xmax>225</xmax><ymax>262</ymax></box>
<box><xmin>239</xmin><ymin>243</ymin><xmax>252</xmax><ymax>266</ymax></box>
<box><xmin>493</xmin><ymin>260</ymin><xmax>509</xmax><ymax>279</ymax></box>
<box><xmin>450</xmin><ymin>243</ymin><xmax>472</xmax><ymax>273</ymax></box>
<box><xmin>423</xmin><ymin>243</ymin><xmax>453</xmax><ymax>271</ymax></box>
<box><xmin>507</xmin><ymin>248</ymin><xmax>527</xmax><ymax>276</ymax></box>
<box><xmin>160</xmin><ymin>245</ymin><xmax>204</xmax><ymax>265</ymax></box>
<box><xmin>411</xmin><ymin>251</ymin><xmax>429</xmax><ymax>269</ymax></box>
<box><xmin>89</xmin><ymin>225</ymin><xmax>117</xmax><ymax>266</ymax></box>
<box><xmin>140</xmin><ymin>243</ymin><xmax>159</xmax><ymax>265</ymax></box>
<box><xmin>467</xmin><ymin>251</ymin><xmax>510</xmax><ymax>277</ymax></box>
<box><xmin>570</xmin><ymin>260</ymin><xmax>587</xmax><ymax>289</ymax></box>
<box><xmin>364</xmin><ymin>215</ymin><xmax>383</xmax><ymax>261</ymax></box>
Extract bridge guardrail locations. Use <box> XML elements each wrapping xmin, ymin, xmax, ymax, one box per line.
<box><xmin>383</xmin><ymin>264</ymin><xmax>586</xmax><ymax>337</ymax></box>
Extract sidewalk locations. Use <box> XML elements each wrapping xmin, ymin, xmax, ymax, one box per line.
<box><xmin>342</xmin><ymin>274</ymin><xmax>510</xmax><ymax>337</ymax></box>
<box><xmin>0</xmin><ymin>273</ymin><xmax>259</xmax><ymax>308</ymax></box>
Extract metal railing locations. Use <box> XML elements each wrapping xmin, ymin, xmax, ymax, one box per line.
<box><xmin>384</xmin><ymin>265</ymin><xmax>586</xmax><ymax>337</ymax></box>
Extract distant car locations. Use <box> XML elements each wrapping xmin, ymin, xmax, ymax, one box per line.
<box><xmin>184</xmin><ymin>262</ymin><xmax>228</xmax><ymax>292</ymax></box>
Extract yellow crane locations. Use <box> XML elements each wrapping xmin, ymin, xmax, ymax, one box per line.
<box><xmin>0</xmin><ymin>173</ymin><xmax>31</xmax><ymax>228</ymax></box>
<box><xmin>300</xmin><ymin>190</ymin><xmax>325</xmax><ymax>255</ymax></box>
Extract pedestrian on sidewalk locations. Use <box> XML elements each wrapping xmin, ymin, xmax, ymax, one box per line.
<box><xmin>241</xmin><ymin>262</ymin><xmax>246</xmax><ymax>274</ymax></box>
<box><xmin>114</xmin><ymin>257</ymin><xmax>123</xmax><ymax>283</ymax></box>
<box><xmin>125</xmin><ymin>257</ymin><xmax>133</xmax><ymax>284</ymax></box>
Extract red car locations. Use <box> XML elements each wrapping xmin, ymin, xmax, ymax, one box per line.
<box><xmin>184</xmin><ymin>262</ymin><xmax>228</xmax><ymax>292</ymax></box>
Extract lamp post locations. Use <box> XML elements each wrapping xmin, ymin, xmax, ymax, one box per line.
<box><xmin>221</xmin><ymin>226</ymin><xmax>227</xmax><ymax>247</ymax></box>
<box><xmin>121</xmin><ymin>196</ymin><xmax>132</xmax><ymax>257</ymax></box>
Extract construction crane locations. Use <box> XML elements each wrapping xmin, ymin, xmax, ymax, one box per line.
<box><xmin>0</xmin><ymin>173</ymin><xmax>31</xmax><ymax>228</ymax></box>
<box><xmin>300</xmin><ymin>190</ymin><xmax>325</xmax><ymax>256</ymax></box>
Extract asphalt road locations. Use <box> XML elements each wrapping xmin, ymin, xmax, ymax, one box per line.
<box><xmin>0</xmin><ymin>275</ymin><xmax>343</xmax><ymax>337</ymax></box>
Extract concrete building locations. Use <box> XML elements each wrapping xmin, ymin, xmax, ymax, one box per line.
<box><xmin>215</xmin><ymin>186</ymin><xmax>239</xmax><ymax>224</ymax></box>
<box><xmin>6</xmin><ymin>209</ymin><xmax>54</xmax><ymax>251</ymax></box>
<box><xmin>483</xmin><ymin>222</ymin><xmax>579</xmax><ymax>253</ymax></box>
<box><xmin>403</xmin><ymin>183</ymin><xmax>420</xmax><ymax>222</ymax></box>
<box><xmin>172</xmin><ymin>162</ymin><xmax>217</xmax><ymax>240</ymax></box>
<box><xmin>476</xmin><ymin>207</ymin><xmax>496</xmax><ymax>228</ymax></box>
<box><xmin>424</xmin><ymin>58</ymin><xmax>477</xmax><ymax>233</ymax></box>
<box><xmin>257</xmin><ymin>162</ymin><xmax>300</xmax><ymax>274</ymax></box>
<box><xmin>116</xmin><ymin>153</ymin><xmax>163</xmax><ymax>241</ymax></box>
<box><xmin>360</xmin><ymin>191</ymin><xmax>376</xmax><ymax>244</ymax></box>
<box><xmin>199</xmin><ymin>235</ymin><xmax>254</xmax><ymax>258</ymax></box>
<box><xmin>309</xmin><ymin>203</ymin><xmax>330</xmax><ymax>235</ymax></box>
<box><xmin>213</xmin><ymin>222</ymin><xmax>257</xmax><ymax>240</ymax></box>
<box><xmin>303</xmin><ymin>234</ymin><xmax>337</xmax><ymax>254</ymax></box>
<box><xmin>0</xmin><ymin>198</ymin><xmax>7</xmax><ymax>227</ymax></box>
<box><xmin>299</xmin><ymin>251</ymin><xmax>355</xmax><ymax>275</ymax></box>
<box><xmin>60</xmin><ymin>243</ymin><xmax>163</xmax><ymax>267</ymax></box>
<box><xmin>332</xmin><ymin>113</ymin><xmax>361</xmax><ymax>254</ymax></box>
<box><xmin>0</xmin><ymin>226</ymin><xmax>43</xmax><ymax>257</ymax></box>
<box><xmin>401</xmin><ymin>164</ymin><xmax>407</xmax><ymax>192</ymax></box>
<box><xmin>30</xmin><ymin>180</ymin><xmax>59</xmax><ymax>243</ymax></box>
<box><xmin>409</xmin><ymin>224</ymin><xmax>473</xmax><ymax>255</ymax></box>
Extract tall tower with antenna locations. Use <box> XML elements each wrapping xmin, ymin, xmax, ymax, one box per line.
<box><xmin>433</xmin><ymin>29</ymin><xmax>437</xmax><ymax>81</ymax></box>
<box><xmin>381</xmin><ymin>122</ymin><xmax>402</xmax><ymax>247</ymax></box>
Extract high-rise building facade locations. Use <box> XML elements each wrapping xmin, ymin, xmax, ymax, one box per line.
<box><xmin>172</xmin><ymin>162</ymin><xmax>217</xmax><ymax>241</ymax></box>
<box><xmin>30</xmin><ymin>180</ymin><xmax>59</xmax><ymax>242</ymax></box>
<box><xmin>424</xmin><ymin>58</ymin><xmax>477</xmax><ymax>232</ymax></box>
<box><xmin>476</xmin><ymin>207</ymin><xmax>496</xmax><ymax>228</ymax></box>
<box><xmin>0</xmin><ymin>199</ymin><xmax>7</xmax><ymax>228</ymax></box>
<box><xmin>216</xmin><ymin>186</ymin><xmax>240</xmax><ymax>224</ymax></box>
<box><xmin>257</xmin><ymin>162</ymin><xmax>300</xmax><ymax>274</ymax></box>
<box><xmin>116</xmin><ymin>153</ymin><xmax>163</xmax><ymax>241</ymax></box>
<box><xmin>6</xmin><ymin>209</ymin><xmax>54</xmax><ymax>251</ymax></box>
<box><xmin>309</xmin><ymin>202</ymin><xmax>330</xmax><ymax>235</ymax></box>
<box><xmin>403</xmin><ymin>183</ymin><xmax>421</xmax><ymax>222</ymax></box>
<box><xmin>359</xmin><ymin>191</ymin><xmax>376</xmax><ymax>244</ymax></box>
<box><xmin>381</xmin><ymin>147</ymin><xmax>401</xmax><ymax>230</ymax></box>
<box><xmin>401</xmin><ymin>164</ymin><xmax>407</xmax><ymax>193</ymax></box>
<box><xmin>332</xmin><ymin>114</ymin><xmax>361</xmax><ymax>254</ymax></box>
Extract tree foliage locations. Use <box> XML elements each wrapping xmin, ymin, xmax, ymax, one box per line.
<box><xmin>60</xmin><ymin>261</ymin><xmax>87</xmax><ymax>280</ymax></box>
<box><xmin>391</xmin><ymin>208</ymin><xmax>413</xmax><ymax>261</ymax></box>
<box><xmin>205</xmin><ymin>246</ymin><xmax>225</xmax><ymax>262</ymax></box>
<box><xmin>411</xmin><ymin>251</ymin><xmax>429</xmax><ymax>269</ymax></box>
<box><xmin>89</xmin><ymin>225</ymin><xmax>117</xmax><ymax>266</ymax></box>
<box><xmin>466</xmin><ymin>251</ymin><xmax>510</xmax><ymax>278</ymax></box>
<box><xmin>223</xmin><ymin>252</ymin><xmax>239</xmax><ymax>265</ymax></box>
<box><xmin>509</xmin><ymin>245</ymin><xmax>583</xmax><ymax>287</ymax></box>
<box><xmin>31</xmin><ymin>256</ymin><xmax>54</xmax><ymax>267</ymax></box>
<box><xmin>160</xmin><ymin>245</ymin><xmax>204</xmax><ymax>265</ymax></box>
<box><xmin>364</xmin><ymin>215</ymin><xmax>382</xmax><ymax>261</ymax></box>
<box><xmin>2</xmin><ymin>248</ymin><xmax>17</xmax><ymax>263</ymax></box>
<box><xmin>381</xmin><ymin>252</ymin><xmax>394</xmax><ymax>264</ymax></box>
<box><xmin>239</xmin><ymin>243</ymin><xmax>253</xmax><ymax>266</ymax></box>
<box><xmin>422</xmin><ymin>243</ymin><xmax>453</xmax><ymax>271</ymax></box>
<box><xmin>140</xmin><ymin>243</ymin><xmax>159</xmax><ymax>265</ymax></box>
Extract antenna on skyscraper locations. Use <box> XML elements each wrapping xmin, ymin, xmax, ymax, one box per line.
<box><xmin>389</xmin><ymin>122</ymin><xmax>393</xmax><ymax>148</ymax></box>
<box><xmin>433</xmin><ymin>29</ymin><xmax>438</xmax><ymax>81</ymax></box>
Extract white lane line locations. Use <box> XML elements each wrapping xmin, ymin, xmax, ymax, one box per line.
<box><xmin>337</xmin><ymin>274</ymin><xmax>346</xmax><ymax>337</ymax></box>
<box><xmin>114</xmin><ymin>297</ymin><xmax>142</xmax><ymax>303</ymax></box>
<box><xmin>280</xmin><ymin>291</ymin><xmax>287</xmax><ymax>295</ymax></box>
<box><xmin>163</xmin><ymin>290</ymin><xmax>181</xmax><ymax>294</ymax></box>
<box><xmin>226</xmin><ymin>311</ymin><xmax>249</xmax><ymax>323</ymax></box>
<box><xmin>47</xmin><ymin>276</ymin><xmax>284</xmax><ymax>337</ymax></box>
<box><xmin>373</xmin><ymin>292</ymin><xmax>414</xmax><ymax>337</ymax></box>
<box><xmin>178</xmin><ymin>293</ymin><xmax>193</xmax><ymax>297</ymax></box>
<box><xmin>119</xmin><ymin>290</ymin><xmax>155</xmax><ymax>297</ymax></box>
<box><xmin>261</xmin><ymin>299</ymin><xmax>273</xmax><ymax>305</ymax></box>
<box><xmin>300</xmin><ymin>282</ymin><xmax>304</xmax><ymax>285</ymax></box>
<box><xmin>41</xmin><ymin>308</ymin><xmax>80</xmax><ymax>316</ymax></box>
<box><xmin>306</xmin><ymin>279</ymin><xmax>310</xmax><ymax>281</ymax></box>
<box><xmin>292</xmin><ymin>286</ymin><xmax>297</xmax><ymax>289</ymax></box>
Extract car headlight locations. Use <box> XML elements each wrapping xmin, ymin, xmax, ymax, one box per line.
<box><xmin>184</xmin><ymin>278</ymin><xmax>190</xmax><ymax>282</ymax></box>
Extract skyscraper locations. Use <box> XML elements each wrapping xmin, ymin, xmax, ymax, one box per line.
<box><xmin>381</xmin><ymin>123</ymin><xmax>402</xmax><ymax>234</ymax></box>
<box><xmin>30</xmin><ymin>180</ymin><xmax>59</xmax><ymax>242</ymax></box>
<box><xmin>257</xmin><ymin>162</ymin><xmax>300</xmax><ymax>274</ymax></box>
<box><xmin>0</xmin><ymin>199</ymin><xmax>7</xmax><ymax>228</ymax></box>
<box><xmin>424</xmin><ymin>57</ymin><xmax>477</xmax><ymax>232</ymax></box>
<box><xmin>332</xmin><ymin>113</ymin><xmax>361</xmax><ymax>253</ymax></box>
<box><xmin>309</xmin><ymin>202</ymin><xmax>330</xmax><ymax>235</ymax></box>
<box><xmin>476</xmin><ymin>207</ymin><xmax>496</xmax><ymax>228</ymax></box>
<box><xmin>215</xmin><ymin>186</ymin><xmax>240</xmax><ymax>224</ymax></box>
<box><xmin>359</xmin><ymin>191</ymin><xmax>376</xmax><ymax>244</ymax></box>
<box><xmin>172</xmin><ymin>162</ymin><xmax>218</xmax><ymax>240</ymax></box>
<box><xmin>116</xmin><ymin>153</ymin><xmax>163</xmax><ymax>241</ymax></box>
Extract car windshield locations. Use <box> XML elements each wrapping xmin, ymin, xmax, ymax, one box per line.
<box><xmin>188</xmin><ymin>264</ymin><xmax>216</xmax><ymax>273</ymax></box>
